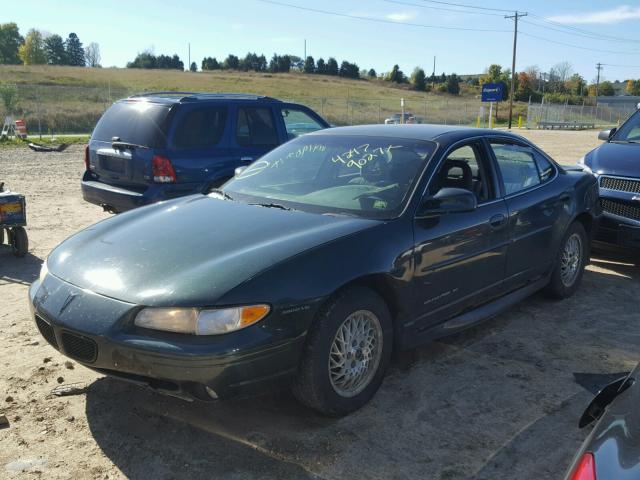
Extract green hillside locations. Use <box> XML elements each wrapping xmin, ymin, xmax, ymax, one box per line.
<box><xmin>0</xmin><ymin>65</ymin><xmax>526</xmax><ymax>134</ymax></box>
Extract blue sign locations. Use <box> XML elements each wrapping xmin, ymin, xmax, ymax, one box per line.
<box><xmin>482</xmin><ymin>83</ymin><xmax>504</xmax><ymax>102</ymax></box>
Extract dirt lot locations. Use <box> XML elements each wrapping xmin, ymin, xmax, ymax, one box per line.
<box><xmin>1</xmin><ymin>130</ymin><xmax>638</xmax><ymax>479</ymax></box>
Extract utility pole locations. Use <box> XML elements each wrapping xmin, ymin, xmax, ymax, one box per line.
<box><xmin>432</xmin><ymin>55</ymin><xmax>436</xmax><ymax>89</ymax></box>
<box><xmin>595</xmin><ymin>62</ymin><xmax>603</xmax><ymax>105</ymax></box>
<box><xmin>304</xmin><ymin>39</ymin><xmax>307</xmax><ymax>60</ymax></box>
<box><xmin>188</xmin><ymin>42</ymin><xmax>191</xmax><ymax>71</ymax></box>
<box><xmin>505</xmin><ymin>11</ymin><xmax>527</xmax><ymax>129</ymax></box>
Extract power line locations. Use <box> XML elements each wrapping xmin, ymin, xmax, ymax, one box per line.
<box><xmin>415</xmin><ymin>0</ymin><xmax>512</xmax><ymax>13</ymax></box>
<box><xmin>519</xmin><ymin>31</ymin><xmax>640</xmax><ymax>55</ymax></box>
<box><xmin>383</xmin><ymin>0</ymin><xmax>504</xmax><ymax>17</ymax></box>
<box><xmin>528</xmin><ymin>12</ymin><xmax>640</xmax><ymax>44</ymax></box>
<box><xmin>521</xmin><ymin>18</ymin><xmax>640</xmax><ymax>44</ymax></box>
<box><xmin>257</xmin><ymin>0</ymin><xmax>510</xmax><ymax>32</ymax></box>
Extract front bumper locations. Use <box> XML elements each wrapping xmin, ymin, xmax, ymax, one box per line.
<box><xmin>594</xmin><ymin>210</ymin><xmax>640</xmax><ymax>250</ymax></box>
<box><xmin>29</xmin><ymin>274</ymin><xmax>305</xmax><ymax>401</ymax></box>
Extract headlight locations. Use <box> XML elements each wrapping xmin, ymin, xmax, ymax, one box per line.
<box><xmin>39</xmin><ymin>261</ymin><xmax>48</xmax><ymax>283</ymax></box>
<box><xmin>577</xmin><ymin>156</ymin><xmax>593</xmax><ymax>174</ymax></box>
<box><xmin>134</xmin><ymin>305</ymin><xmax>270</xmax><ymax>335</ymax></box>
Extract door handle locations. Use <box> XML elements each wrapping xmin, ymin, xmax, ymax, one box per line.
<box><xmin>489</xmin><ymin>213</ymin><xmax>507</xmax><ymax>230</ymax></box>
<box><xmin>240</xmin><ymin>156</ymin><xmax>253</xmax><ymax>162</ymax></box>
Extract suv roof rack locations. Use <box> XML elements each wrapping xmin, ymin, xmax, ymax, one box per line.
<box><xmin>127</xmin><ymin>92</ymin><xmax>281</xmax><ymax>102</ymax></box>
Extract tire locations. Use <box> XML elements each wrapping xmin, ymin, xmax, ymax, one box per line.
<box><xmin>292</xmin><ymin>286</ymin><xmax>393</xmax><ymax>416</ymax></box>
<box><xmin>11</xmin><ymin>226</ymin><xmax>28</xmax><ymax>257</ymax></box>
<box><xmin>544</xmin><ymin>222</ymin><xmax>588</xmax><ymax>299</ymax></box>
<box><xmin>0</xmin><ymin>227</ymin><xmax>4</xmax><ymax>245</ymax></box>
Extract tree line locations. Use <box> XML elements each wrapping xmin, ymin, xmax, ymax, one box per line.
<box><xmin>0</xmin><ymin>22</ymin><xmax>100</xmax><ymax>67</ymax></box>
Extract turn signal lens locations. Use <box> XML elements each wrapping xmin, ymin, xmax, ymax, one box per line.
<box><xmin>241</xmin><ymin>305</ymin><xmax>270</xmax><ymax>327</ymax></box>
<box><xmin>569</xmin><ymin>453</ymin><xmax>596</xmax><ymax>480</ymax></box>
<box><xmin>134</xmin><ymin>305</ymin><xmax>270</xmax><ymax>335</ymax></box>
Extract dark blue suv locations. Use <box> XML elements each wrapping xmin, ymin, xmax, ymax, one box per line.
<box><xmin>82</xmin><ymin>92</ymin><xmax>330</xmax><ymax>212</ymax></box>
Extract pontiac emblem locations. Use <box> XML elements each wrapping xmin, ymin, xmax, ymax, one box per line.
<box><xmin>58</xmin><ymin>293</ymin><xmax>77</xmax><ymax>315</ymax></box>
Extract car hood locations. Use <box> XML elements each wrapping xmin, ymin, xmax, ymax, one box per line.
<box><xmin>46</xmin><ymin>195</ymin><xmax>377</xmax><ymax>306</ymax></box>
<box><xmin>585</xmin><ymin>142</ymin><xmax>640</xmax><ymax>178</ymax></box>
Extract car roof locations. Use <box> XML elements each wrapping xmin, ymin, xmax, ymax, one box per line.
<box><xmin>309</xmin><ymin>124</ymin><xmax>527</xmax><ymax>143</ymax></box>
<box><xmin>122</xmin><ymin>92</ymin><xmax>283</xmax><ymax>105</ymax></box>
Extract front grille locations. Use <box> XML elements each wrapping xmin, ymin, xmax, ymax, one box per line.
<box><xmin>601</xmin><ymin>198</ymin><xmax>640</xmax><ymax>221</ymax></box>
<box><xmin>60</xmin><ymin>332</ymin><xmax>97</xmax><ymax>363</ymax></box>
<box><xmin>35</xmin><ymin>315</ymin><xmax>58</xmax><ymax>350</ymax></box>
<box><xmin>600</xmin><ymin>176</ymin><xmax>640</xmax><ymax>194</ymax></box>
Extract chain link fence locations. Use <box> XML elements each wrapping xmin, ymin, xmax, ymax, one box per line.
<box><xmin>526</xmin><ymin>100</ymin><xmax>636</xmax><ymax>130</ymax></box>
<box><xmin>1</xmin><ymin>84</ymin><xmax>528</xmax><ymax>136</ymax></box>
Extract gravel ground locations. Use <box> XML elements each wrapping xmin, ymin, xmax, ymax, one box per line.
<box><xmin>0</xmin><ymin>131</ymin><xmax>638</xmax><ymax>480</ymax></box>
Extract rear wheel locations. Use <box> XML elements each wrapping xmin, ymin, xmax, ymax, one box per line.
<box><xmin>292</xmin><ymin>287</ymin><xmax>393</xmax><ymax>416</ymax></box>
<box><xmin>545</xmin><ymin>222</ymin><xmax>588</xmax><ymax>299</ymax></box>
<box><xmin>11</xmin><ymin>227</ymin><xmax>28</xmax><ymax>257</ymax></box>
<box><xmin>0</xmin><ymin>227</ymin><xmax>4</xmax><ymax>245</ymax></box>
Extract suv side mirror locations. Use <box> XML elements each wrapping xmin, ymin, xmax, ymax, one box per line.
<box><xmin>598</xmin><ymin>128</ymin><xmax>616</xmax><ymax>141</ymax></box>
<box><xmin>417</xmin><ymin>188</ymin><xmax>478</xmax><ymax>217</ymax></box>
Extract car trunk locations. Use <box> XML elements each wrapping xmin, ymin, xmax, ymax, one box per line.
<box><xmin>88</xmin><ymin>100</ymin><xmax>173</xmax><ymax>190</ymax></box>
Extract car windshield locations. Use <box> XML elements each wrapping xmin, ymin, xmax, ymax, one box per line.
<box><xmin>221</xmin><ymin>135</ymin><xmax>436</xmax><ymax>218</ymax></box>
<box><xmin>613</xmin><ymin>111</ymin><xmax>640</xmax><ymax>142</ymax></box>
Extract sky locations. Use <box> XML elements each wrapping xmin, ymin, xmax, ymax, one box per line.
<box><xmin>8</xmin><ymin>0</ymin><xmax>640</xmax><ymax>82</ymax></box>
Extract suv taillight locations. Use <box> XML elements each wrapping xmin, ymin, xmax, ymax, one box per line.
<box><xmin>152</xmin><ymin>155</ymin><xmax>176</xmax><ymax>183</ymax></box>
<box><xmin>569</xmin><ymin>453</ymin><xmax>596</xmax><ymax>480</ymax></box>
<box><xmin>84</xmin><ymin>145</ymin><xmax>90</xmax><ymax>171</ymax></box>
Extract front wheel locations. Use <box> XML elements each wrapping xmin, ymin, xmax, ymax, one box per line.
<box><xmin>544</xmin><ymin>222</ymin><xmax>588</xmax><ymax>299</ymax></box>
<box><xmin>292</xmin><ymin>287</ymin><xmax>393</xmax><ymax>416</ymax></box>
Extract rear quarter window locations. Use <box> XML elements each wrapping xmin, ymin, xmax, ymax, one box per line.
<box><xmin>92</xmin><ymin>101</ymin><xmax>171</xmax><ymax>148</ymax></box>
<box><xmin>173</xmin><ymin>107</ymin><xmax>228</xmax><ymax>148</ymax></box>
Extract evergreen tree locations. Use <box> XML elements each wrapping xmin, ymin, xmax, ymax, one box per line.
<box><xmin>411</xmin><ymin>67</ymin><xmax>426</xmax><ymax>91</ymax></box>
<box><xmin>65</xmin><ymin>33</ymin><xmax>85</xmax><ymax>66</ymax></box>
<box><xmin>316</xmin><ymin>58</ymin><xmax>326</xmax><ymax>74</ymax></box>
<box><xmin>44</xmin><ymin>34</ymin><xmax>67</xmax><ymax>65</ymax></box>
<box><xmin>303</xmin><ymin>56</ymin><xmax>315</xmax><ymax>74</ymax></box>
<box><xmin>190</xmin><ymin>62</ymin><xmax>197</xmax><ymax>72</ymax></box>
<box><xmin>367</xmin><ymin>68</ymin><xmax>377</xmax><ymax>78</ymax></box>
<box><xmin>445</xmin><ymin>73</ymin><xmax>460</xmax><ymax>95</ymax></box>
<box><xmin>223</xmin><ymin>54</ymin><xmax>240</xmax><ymax>70</ymax></box>
<box><xmin>339</xmin><ymin>61</ymin><xmax>359</xmax><ymax>79</ymax></box>
<box><xmin>386</xmin><ymin>65</ymin><xmax>405</xmax><ymax>83</ymax></box>
<box><xmin>326</xmin><ymin>57</ymin><xmax>338</xmax><ymax>76</ymax></box>
<box><xmin>0</xmin><ymin>23</ymin><xmax>23</xmax><ymax>64</ymax></box>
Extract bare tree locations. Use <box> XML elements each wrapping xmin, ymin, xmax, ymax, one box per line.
<box><xmin>84</xmin><ymin>42</ymin><xmax>101</xmax><ymax>67</ymax></box>
<box><xmin>553</xmin><ymin>61</ymin><xmax>572</xmax><ymax>84</ymax></box>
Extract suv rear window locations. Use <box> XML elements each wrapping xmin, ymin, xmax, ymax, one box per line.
<box><xmin>92</xmin><ymin>101</ymin><xmax>171</xmax><ymax>148</ymax></box>
<box><xmin>173</xmin><ymin>107</ymin><xmax>227</xmax><ymax>148</ymax></box>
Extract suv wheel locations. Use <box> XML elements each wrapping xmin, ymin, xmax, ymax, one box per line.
<box><xmin>292</xmin><ymin>286</ymin><xmax>392</xmax><ymax>416</ymax></box>
<box><xmin>545</xmin><ymin>222</ymin><xmax>588</xmax><ymax>299</ymax></box>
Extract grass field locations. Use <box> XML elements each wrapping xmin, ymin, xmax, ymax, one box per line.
<box><xmin>0</xmin><ymin>65</ymin><xmax>529</xmax><ymax>134</ymax></box>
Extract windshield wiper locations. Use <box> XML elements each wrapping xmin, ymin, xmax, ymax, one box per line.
<box><xmin>611</xmin><ymin>140</ymin><xmax>639</xmax><ymax>144</ymax></box>
<box><xmin>249</xmin><ymin>202</ymin><xmax>292</xmax><ymax>211</ymax></box>
<box><xmin>208</xmin><ymin>188</ymin><xmax>234</xmax><ymax>201</ymax></box>
<box><xmin>111</xmin><ymin>140</ymin><xmax>148</xmax><ymax>150</ymax></box>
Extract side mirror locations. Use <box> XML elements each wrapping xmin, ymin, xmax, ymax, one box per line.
<box><xmin>234</xmin><ymin>166</ymin><xmax>248</xmax><ymax>177</ymax></box>
<box><xmin>417</xmin><ymin>188</ymin><xmax>478</xmax><ymax>217</ymax></box>
<box><xmin>598</xmin><ymin>128</ymin><xmax>616</xmax><ymax>141</ymax></box>
<box><xmin>578</xmin><ymin>376</ymin><xmax>634</xmax><ymax>428</ymax></box>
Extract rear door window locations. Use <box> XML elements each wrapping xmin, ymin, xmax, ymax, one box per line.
<box><xmin>173</xmin><ymin>107</ymin><xmax>227</xmax><ymax>148</ymax></box>
<box><xmin>281</xmin><ymin>108</ymin><xmax>325</xmax><ymax>139</ymax></box>
<box><xmin>236</xmin><ymin>107</ymin><xmax>279</xmax><ymax>147</ymax></box>
<box><xmin>92</xmin><ymin>101</ymin><xmax>171</xmax><ymax>148</ymax></box>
